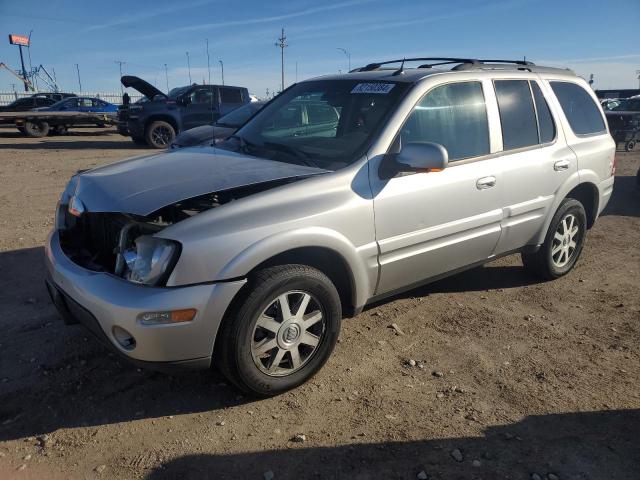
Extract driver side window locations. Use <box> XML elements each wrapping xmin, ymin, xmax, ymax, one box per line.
<box><xmin>400</xmin><ymin>82</ymin><xmax>490</xmax><ymax>161</ymax></box>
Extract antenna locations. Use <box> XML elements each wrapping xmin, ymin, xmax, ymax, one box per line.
<box><xmin>206</xmin><ymin>39</ymin><xmax>211</xmax><ymax>85</ymax></box>
<box><xmin>275</xmin><ymin>28</ymin><xmax>288</xmax><ymax>92</ymax></box>
<box><xmin>392</xmin><ymin>58</ymin><xmax>406</xmax><ymax>76</ymax></box>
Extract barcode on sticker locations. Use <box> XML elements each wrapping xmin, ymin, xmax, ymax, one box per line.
<box><xmin>351</xmin><ymin>83</ymin><xmax>395</xmax><ymax>94</ymax></box>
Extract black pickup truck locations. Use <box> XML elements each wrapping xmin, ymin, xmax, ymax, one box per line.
<box><xmin>118</xmin><ymin>76</ymin><xmax>250</xmax><ymax>148</ymax></box>
<box><xmin>604</xmin><ymin>97</ymin><xmax>640</xmax><ymax>152</ymax></box>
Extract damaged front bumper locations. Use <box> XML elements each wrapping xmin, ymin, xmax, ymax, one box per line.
<box><xmin>44</xmin><ymin>229</ymin><xmax>246</xmax><ymax>371</ymax></box>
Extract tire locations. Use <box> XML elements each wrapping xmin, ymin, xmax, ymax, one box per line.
<box><xmin>215</xmin><ymin>265</ymin><xmax>342</xmax><ymax>397</ymax></box>
<box><xmin>51</xmin><ymin>125</ymin><xmax>68</xmax><ymax>135</ymax></box>
<box><xmin>17</xmin><ymin>127</ymin><xmax>25</xmax><ymax>135</ymax></box>
<box><xmin>145</xmin><ymin>120</ymin><xmax>175</xmax><ymax>149</ymax></box>
<box><xmin>625</xmin><ymin>140</ymin><xmax>635</xmax><ymax>152</ymax></box>
<box><xmin>95</xmin><ymin>123</ymin><xmax>106</xmax><ymax>128</ymax></box>
<box><xmin>23</xmin><ymin>120</ymin><xmax>50</xmax><ymax>138</ymax></box>
<box><xmin>521</xmin><ymin>198</ymin><xmax>587</xmax><ymax>280</ymax></box>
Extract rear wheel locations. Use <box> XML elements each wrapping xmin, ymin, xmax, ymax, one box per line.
<box><xmin>625</xmin><ymin>140</ymin><xmax>635</xmax><ymax>152</ymax></box>
<box><xmin>145</xmin><ymin>121</ymin><xmax>175</xmax><ymax>148</ymax></box>
<box><xmin>215</xmin><ymin>265</ymin><xmax>342</xmax><ymax>397</ymax></box>
<box><xmin>522</xmin><ymin>198</ymin><xmax>587</xmax><ymax>280</ymax></box>
<box><xmin>23</xmin><ymin>120</ymin><xmax>50</xmax><ymax>138</ymax></box>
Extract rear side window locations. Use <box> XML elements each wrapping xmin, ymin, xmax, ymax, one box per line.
<box><xmin>401</xmin><ymin>81</ymin><xmax>489</xmax><ymax>161</ymax></box>
<box><xmin>531</xmin><ymin>82</ymin><xmax>556</xmax><ymax>143</ymax></box>
<box><xmin>494</xmin><ymin>80</ymin><xmax>539</xmax><ymax>150</ymax></box>
<box><xmin>220</xmin><ymin>88</ymin><xmax>243</xmax><ymax>104</ymax></box>
<box><xmin>550</xmin><ymin>81</ymin><xmax>606</xmax><ymax>135</ymax></box>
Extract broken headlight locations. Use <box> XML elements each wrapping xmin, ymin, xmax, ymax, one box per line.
<box><xmin>124</xmin><ymin>235</ymin><xmax>180</xmax><ymax>286</ymax></box>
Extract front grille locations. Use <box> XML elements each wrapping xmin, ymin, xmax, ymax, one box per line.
<box><xmin>59</xmin><ymin>212</ymin><xmax>130</xmax><ymax>272</ymax></box>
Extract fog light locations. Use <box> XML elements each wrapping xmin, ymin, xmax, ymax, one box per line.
<box><xmin>112</xmin><ymin>326</ymin><xmax>136</xmax><ymax>350</ymax></box>
<box><xmin>137</xmin><ymin>308</ymin><xmax>197</xmax><ymax>325</ymax></box>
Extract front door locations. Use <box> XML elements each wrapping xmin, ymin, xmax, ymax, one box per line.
<box><xmin>371</xmin><ymin>81</ymin><xmax>504</xmax><ymax>295</ymax></box>
<box><xmin>182</xmin><ymin>87</ymin><xmax>218</xmax><ymax>130</ymax></box>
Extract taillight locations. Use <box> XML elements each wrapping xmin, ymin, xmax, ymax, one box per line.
<box><xmin>611</xmin><ymin>155</ymin><xmax>617</xmax><ymax>176</ymax></box>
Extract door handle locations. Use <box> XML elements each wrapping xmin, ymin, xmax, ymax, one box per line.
<box><xmin>554</xmin><ymin>159</ymin><xmax>571</xmax><ymax>171</ymax></box>
<box><xmin>476</xmin><ymin>176</ymin><xmax>496</xmax><ymax>189</ymax></box>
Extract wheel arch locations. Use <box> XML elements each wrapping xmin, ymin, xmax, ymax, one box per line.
<box><xmin>217</xmin><ymin>228</ymin><xmax>374</xmax><ymax>316</ymax></box>
<box><xmin>145</xmin><ymin>114</ymin><xmax>179</xmax><ymax>133</ymax></box>
<box><xmin>565</xmin><ymin>182</ymin><xmax>599</xmax><ymax>229</ymax></box>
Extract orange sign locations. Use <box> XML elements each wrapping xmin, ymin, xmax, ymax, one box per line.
<box><xmin>8</xmin><ymin>34</ymin><xmax>29</xmax><ymax>46</ymax></box>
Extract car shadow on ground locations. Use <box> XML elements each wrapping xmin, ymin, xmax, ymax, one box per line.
<box><xmin>602</xmin><ymin>174</ymin><xmax>640</xmax><ymax>218</ymax></box>
<box><xmin>143</xmin><ymin>409</ymin><xmax>640</xmax><ymax>479</ymax></box>
<box><xmin>0</xmin><ymin>247</ymin><xmax>251</xmax><ymax>443</ymax></box>
<box><xmin>0</xmin><ymin>128</ymin><xmax>150</xmax><ymax>150</ymax></box>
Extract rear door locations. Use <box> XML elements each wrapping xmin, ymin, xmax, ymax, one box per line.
<box><xmin>218</xmin><ymin>87</ymin><xmax>245</xmax><ymax>116</ymax></box>
<box><xmin>490</xmin><ymin>78</ymin><xmax>578</xmax><ymax>254</ymax></box>
<box><xmin>371</xmin><ymin>80</ymin><xmax>504</xmax><ymax>294</ymax></box>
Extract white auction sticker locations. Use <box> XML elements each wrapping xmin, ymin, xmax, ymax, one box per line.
<box><xmin>351</xmin><ymin>83</ymin><xmax>395</xmax><ymax>94</ymax></box>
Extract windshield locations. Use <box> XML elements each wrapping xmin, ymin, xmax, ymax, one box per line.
<box><xmin>216</xmin><ymin>102</ymin><xmax>263</xmax><ymax>127</ymax></box>
<box><xmin>610</xmin><ymin>99</ymin><xmax>640</xmax><ymax>111</ymax></box>
<box><xmin>168</xmin><ymin>86</ymin><xmax>191</xmax><ymax>99</ymax></box>
<box><xmin>222</xmin><ymin>79</ymin><xmax>408</xmax><ymax>170</ymax></box>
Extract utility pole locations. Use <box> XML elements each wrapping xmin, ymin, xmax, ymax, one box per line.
<box><xmin>637</xmin><ymin>70</ymin><xmax>640</xmax><ymax>89</ymax></box>
<box><xmin>27</xmin><ymin>30</ymin><xmax>36</xmax><ymax>91</ymax></box>
<box><xmin>164</xmin><ymin>63</ymin><xmax>169</xmax><ymax>92</ymax></box>
<box><xmin>219</xmin><ymin>60</ymin><xmax>224</xmax><ymax>85</ymax></box>
<box><xmin>205</xmin><ymin>38</ymin><xmax>211</xmax><ymax>85</ymax></box>
<box><xmin>17</xmin><ymin>45</ymin><xmax>28</xmax><ymax>91</ymax></box>
<box><xmin>588</xmin><ymin>73</ymin><xmax>594</xmax><ymax>89</ymax></box>
<box><xmin>295</xmin><ymin>61</ymin><xmax>298</xmax><ymax>82</ymax></box>
<box><xmin>337</xmin><ymin>47</ymin><xmax>351</xmax><ymax>72</ymax></box>
<box><xmin>115</xmin><ymin>60</ymin><xmax>125</xmax><ymax>94</ymax></box>
<box><xmin>275</xmin><ymin>28</ymin><xmax>287</xmax><ymax>92</ymax></box>
<box><xmin>186</xmin><ymin>51</ymin><xmax>192</xmax><ymax>84</ymax></box>
<box><xmin>74</xmin><ymin>63</ymin><xmax>82</xmax><ymax>92</ymax></box>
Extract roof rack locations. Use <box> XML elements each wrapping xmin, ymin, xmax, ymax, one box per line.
<box><xmin>353</xmin><ymin>57</ymin><xmax>571</xmax><ymax>75</ymax></box>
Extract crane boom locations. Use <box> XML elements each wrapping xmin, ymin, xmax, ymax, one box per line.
<box><xmin>0</xmin><ymin>62</ymin><xmax>34</xmax><ymax>91</ymax></box>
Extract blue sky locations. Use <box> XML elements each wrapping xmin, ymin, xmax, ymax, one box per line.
<box><xmin>1</xmin><ymin>0</ymin><xmax>639</xmax><ymax>95</ymax></box>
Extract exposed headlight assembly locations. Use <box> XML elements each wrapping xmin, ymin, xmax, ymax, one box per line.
<box><xmin>123</xmin><ymin>235</ymin><xmax>180</xmax><ymax>286</ymax></box>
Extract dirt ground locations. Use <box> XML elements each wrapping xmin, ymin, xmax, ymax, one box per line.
<box><xmin>0</xmin><ymin>126</ymin><xmax>638</xmax><ymax>480</ymax></box>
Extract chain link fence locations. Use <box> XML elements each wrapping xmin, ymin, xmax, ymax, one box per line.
<box><xmin>0</xmin><ymin>91</ymin><xmax>144</xmax><ymax>106</ymax></box>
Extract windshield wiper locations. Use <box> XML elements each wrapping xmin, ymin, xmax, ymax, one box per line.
<box><xmin>262</xmin><ymin>141</ymin><xmax>320</xmax><ymax>168</ymax></box>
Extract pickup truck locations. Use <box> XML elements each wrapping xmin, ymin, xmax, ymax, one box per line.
<box><xmin>118</xmin><ymin>76</ymin><xmax>250</xmax><ymax>148</ymax></box>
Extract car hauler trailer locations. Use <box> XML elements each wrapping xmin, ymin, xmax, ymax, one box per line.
<box><xmin>0</xmin><ymin>110</ymin><xmax>117</xmax><ymax>137</ymax></box>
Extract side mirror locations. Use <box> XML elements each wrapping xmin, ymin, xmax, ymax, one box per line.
<box><xmin>396</xmin><ymin>142</ymin><xmax>448</xmax><ymax>173</ymax></box>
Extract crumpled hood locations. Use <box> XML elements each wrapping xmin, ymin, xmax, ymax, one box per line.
<box><xmin>73</xmin><ymin>148</ymin><xmax>328</xmax><ymax>216</ymax></box>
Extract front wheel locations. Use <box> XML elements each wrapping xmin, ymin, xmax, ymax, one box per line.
<box><xmin>522</xmin><ymin>198</ymin><xmax>587</xmax><ymax>280</ymax></box>
<box><xmin>215</xmin><ymin>265</ymin><xmax>342</xmax><ymax>397</ymax></box>
<box><xmin>23</xmin><ymin>120</ymin><xmax>50</xmax><ymax>138</ymax></box>
<box><xmin>145</xmin><ymin>120</ymin><xmax>175</xmax><ymax>148</ymax></box>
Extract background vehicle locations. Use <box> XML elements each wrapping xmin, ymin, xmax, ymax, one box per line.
<box><xmin>172</xmin><ymin>101</ymin><xmax>265</xmax><ymax>148</ymax></box>
<box><xmin>604</xmin><ymin>97</ymin><xmax>640</xmax><ymax>151</ymax></box>
<box><xmin>119</xmin><ymin>75</ymin><xmax>250</xmax><ymax>148</ymax></box>
<box><xmin>46</xmin><ymin>58</ymin><xmax>615</xmax><ymax>397</ymax></box>
<box><xmin>37</xmin><ymin>96</ymin><xmax>118</xmax><ymax>114</ymax></box>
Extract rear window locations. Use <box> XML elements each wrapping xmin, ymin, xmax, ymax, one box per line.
<box><xmin>220</xmin><ymin>88</ymin><xmax>243</xmax><ymax>104</ymax></box>
<box><xmin>494</xmin><ymin>80</ymin><xmax>539</xmax><ymax>150</ymax></box>
<box><xmin>550</xmin><ymin>82</ymin><xmax>606</xmax><ymax>135</ymax></box>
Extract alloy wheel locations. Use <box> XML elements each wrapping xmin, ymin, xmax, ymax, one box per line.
<box><xmin>251</xmin><ymin>290</ymin><xmax>326</xmax><ymax>377</ymax></box>
<box><xmin>551</xmin><ymin>213</ymin><xmax>580</xmax><ymax>268</ymax></box>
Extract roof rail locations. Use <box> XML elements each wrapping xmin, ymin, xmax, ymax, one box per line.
<box><xmin>354</xmin><ymin>57</ymin><xmax>539</xmax><ymax>72</ymax></box>
<box><xmin>356</xmin><ymin>58</ymin><xmax>480</xmax><ymax>72</ymax></box>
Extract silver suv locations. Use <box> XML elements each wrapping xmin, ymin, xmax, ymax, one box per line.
<box><xmin>45</xmin><ymin>58</ymin><xmax>615</xmax><ymax>396</ymax></box>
